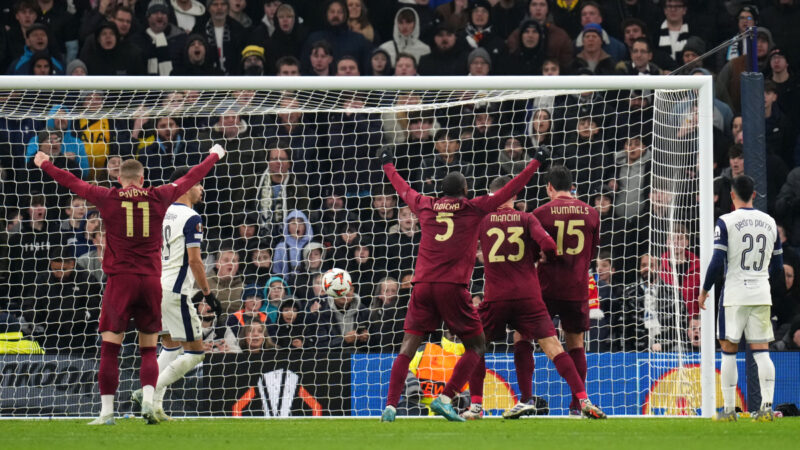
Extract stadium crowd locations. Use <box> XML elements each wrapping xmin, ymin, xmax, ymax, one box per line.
<box><xmin>1</xmin><ymin>0</ymin><xmax>800</xmax><ymax>356</ymax></box>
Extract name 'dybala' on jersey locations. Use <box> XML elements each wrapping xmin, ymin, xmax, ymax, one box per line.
<box><xmin>733</xmin><ymin>218</ymin><xmax>773</xmax><ymax>232</ymax></box>
<box><xmin>118</xmin><ymin>188</ymin><xmax>150</xmax><ymax>198</ymax></box>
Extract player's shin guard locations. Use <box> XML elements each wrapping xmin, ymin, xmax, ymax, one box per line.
<box><xmin>721</xmin><ymin>351</ymin><xmax>738</xmax><ymax>413</ymax></box>
<box><xmin>386</xmin><ymin>354</ymin><xmax>412</xmax><ymax>408</ymax></box>
<box><xmin>157</xmin><ymin>345</ymin><xmax>182</xmax><ymax>374</ymax></box>
<box><xmin>553</xmin><ymin>352</ymin><xmax>588</xmax><ymax>401</ymax></box>
<box><xmin>443</xmin><ymin>349</ymin><xmax>480</xmax><ymax>399</ymax></box>
<box><xmin>154</xmin><ymin>351</ymin><xmax>204</xmax><ymax>407</ymax></box>
<box><xmin>568</xmin><ymin>347</ymin><xmax>587</xmax><ymax>410</ymax></box>
<box><xmin>753</xmin><ymin>350</ymin><xmax>775</xmax><ymax>409</ymax></box>
<box><xmin>469</xmin><ymin>356</ymin><xmax>486</xmax><ymax>405</ymax></box>
<box><xmin>140</xmin><ymin>346</ymin><xmax>158</xmax><ymax>404</ymax></box>
<box><xmin>513</xmin><ymin>341</ymin><xmax>534</xmax><ymax>402</ymax></box>
<box><xmin>99</xmin><ymin>341</ymin><xmax>122</xmax><ymax>395</ymax></box>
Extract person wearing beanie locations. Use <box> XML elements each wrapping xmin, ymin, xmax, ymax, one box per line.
<box><xmin>241</xmin><ymin>44</ymin><xmax>265</xmax><ymax>75</ymax></box>
<box><xmin>172</xmin><ymin>0</ymin><xmax>206</xmax><ymax>33</ymax></box>
<box><xmin>467</xmin><ymin>47</ymin><xmax>491</xmax><ymax>76</ymax></box>
<box><xmin>171</xmin><ymin>32</ymin><xmax>224</xmax><ymax>75</ymax></box>
<box><xmin>723</xmin><ymin>5</ymin><xmax>758</xmax><ymax>64</ymax></box>
<box><xmin>7</xmin><ymin>23</ymin><xmax>66</xmax><ymax>75</ymax></box>
<box><xmin>680</xmin><ymin>35</ymin><xmax>706</xmax><ymax>70</ymax></box>
<box><xmin>502</xmin><ymin>19</ymin><xmax>547</xmax><ymax>75</ymax></box>
<box><xmin>130</xmin><ymin>0</ymin><xmax>183</xmax><ymax>76</ymax></box>
<box><xmin>66</xmin><ymin>59</ymin><xmax>87</xmax><ymax>76</ymax></box>
<box><xmin>570</xmin><ymin>23</ymin><xmax>616</xmax><ymax>75</ymax></box>
<box><xmin>458</xmin><ymin>0</ymin><xmax>506</xmax><ymax>62</ymax></box>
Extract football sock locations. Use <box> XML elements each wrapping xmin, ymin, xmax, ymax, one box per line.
<box><xmin>154</xmin><ymin>351</ymin><xmax>205</xmax><ymax>408</ymax></box>
<box><xmin>100</xmin><ymin>395</ymin><xmax>114</xmax><ymax>418</ymax></box>
<box><xmin>553</xmin><ymin>352</ymin><xmax>588</xmax><ymax>401</ymax></box>
<box><xmin>753</xmin><ymin>350</ymin><xmax>775</xmax><ymax>410</ymax></box>
<box><xmin>443</xmin><ymin>349</ymin><xmax>480</xmax><ymax>399</ymax></box>
<box><xmin>514</xmin><ymin>341</ymin><xmax>534</xmax><ymax>403</ymax></box>
<box><xmin>386</xmin><ymin>353</ymin><xmax>411</xmax><ymax>408</ymax></box>
<box><xmin>157</xmin><ymin>345</ymin><xmax>182</xmax><ymax>374</ymax></box>
<box><xmin>568</xmin><ymin>347</ymin><xmax>587</xmax><ymax>410</ymax></box>
<box><xmin>468</xmin><ymin>356</ymin><xmax>486</xmax><ymax>405</ymax></box>
<box><xmin>98</xmin><ymin>341</ymin><xmax>121</xmax><ymax>396</ymax></box>
<box><xmin>140</xmin><ymin>346</ymin><xmax>158</xmax><ymax>404</ymax></box>
<box><xmin>720</xmin><ymin>351</ymin><xmax>737</xmax><ymax>413</ymax></box>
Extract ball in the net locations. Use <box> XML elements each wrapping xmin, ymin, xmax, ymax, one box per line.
<box><xmin>322</xmin><ymin>268</ymin><xmax>353</xmax><ymax>298</ymax></box>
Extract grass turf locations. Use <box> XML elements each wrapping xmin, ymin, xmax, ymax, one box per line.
<box><xmin>2</xmin><ymin>417</ymin><xmax>796</xmax><ymax>450</ymax></box>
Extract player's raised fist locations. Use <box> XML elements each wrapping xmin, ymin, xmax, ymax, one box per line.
<box><xmin>379</xmin><ymin>147</ymin><xmax>395</xmax><ymax>165</ymax></box>
<box><xmin>533</xmin><ymin>145</ymin><xmax>551</xmax><ymax>164</ymax></box>
<box><xmin>210</xmin><ymin>144</ymin><xmax>227</xmax><ymax>159</ymax></box>
<box><xmin>33</xmin><ymin>151</ymin><xmax>50</xmax><ymax>167</ymax></box>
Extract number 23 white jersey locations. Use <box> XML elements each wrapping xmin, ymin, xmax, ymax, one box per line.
<box><xmin>161</xmin><ymin>202</ymin><xmax>203</xmax><ymax>295</ymax></box>
<box><xmin>715</xmin><ymin>208</ymin><xmax>781</xmax><ymax>306</ymax></box>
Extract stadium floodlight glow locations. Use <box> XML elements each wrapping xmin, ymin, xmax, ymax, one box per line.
<box><xmin>0</xmin><ymin>75</ymin><xmax>714</xmax><ymax>418</ymax></box>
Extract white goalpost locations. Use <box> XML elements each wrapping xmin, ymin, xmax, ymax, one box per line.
<box><xmin>0</xmin><ymin>75</ymin><xmax>714</xmax><ymax>418</ymax></box>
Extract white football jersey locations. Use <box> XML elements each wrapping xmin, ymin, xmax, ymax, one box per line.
<box><xmin>161</xmin><ymin>203</ymin><xmax>203</xmax><ymax>295</ymax></box>
<box><xmin>715</xmin><ymin>208</ymin><xmax>781</xmax><ymax>306</ymax></box>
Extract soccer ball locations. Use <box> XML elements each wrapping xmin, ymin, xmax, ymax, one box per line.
<box><xmin>322</xmin><ymin>268</ymin><xmax>352</xmax><ymax>298</ymax></box>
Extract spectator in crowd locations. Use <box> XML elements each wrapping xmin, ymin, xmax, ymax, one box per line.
<box><xmin>347</xmin><ymin>0</ymin><xmax>378</xmax><ymax>44</ymax></box>
<box><xmin>226</xmin><ymin>286</ymin><xmax>267</xmax><ymax>341</ymax></box>
<box><xmin>22</xmin><ymin>129</ymin><xmax>83</xmax><ymax>201</ymax></box>
<box><xmin>616</xmin><ymin>38</ymin><xmax>662</xmax><ymax>75</ymax></box>
<box><xmin>369</xmin><ymin>47</ymin><xmax>391</xmax><ymax>75</ymax></box>
<box><xmin>776</xmin><ymin>166</ymin><xmax>800</xmax><ymax>248</ymax></box>
<box><xmin>23</xmin><ymin>246</ymin><xmax>101</xmax><ymax>353</ymax></box>
<box><xmin>171</xmin><ymin>33</ymin><xmax>224</xmax><ymax>75</ymax></box>
<box><xmin>76</xmin><ymin>219</ymin><xmax>105</xmax><ymax>283</ymax></box>
<box><xmin>618</xmin><ymin>17</ymin><xmax>674</xmax><ymax>72</ymax></box>
<box><xmin>242</xmin><ymin>246</ymin><xmax>273</xmax><ymax>287</ymax></box>
<box><xmin>480</xmin><ymin>135</ymin><xmax>539</xmax><ymax>202</ymax></box>
<box><xmin>66</xmin><ymin>58</ymin><xmax>88</xmax><ymax>75</ymax></box>
<box><xmin>502</xmin><ymin>19</ymin><xmax>546</xmax><ymax>75</ymax></box>
<box><xmin>236</xmin><ymin>321</ymin><xmax>275</xmax><ymax>353</ymax></box>
<box><xmin>393</xmin><ymin>52</ymin><xmax>418</xmax><ymax>76</ymax></box>
<box><xmin>715</xmin><ymin>143</ymin><xmax>786</xmax><ymax>218</ymax></box>
<box><xmin>193</xmin><ymin>0</ymin><xmax>247</xmax><ymax>75</ymax></box>
<box><xmin>619</xmin><ymin>254</ymin><xmax>679</xmax><ymax>352</ymax></box>
<box><xmin>7</xmin><ymin>1</ymin><xmax>40</xmax><ymax>64</ymax></box>
<box><xmin>367</xmin><ymin>276</ymin><xmax>405</xmax><ymax>352</ymax></box>
<box><xmin>573</xmin><ymin>1</ymin><xmax>627</xmax><ymax>63</ymax></box>
<box><xmin>527</xmin><ymin>108</ymin><xmax>557</xmax><ymax>149</ymax></box>
<box><xmin>716</xmin><ymin>27</ymin><xmax>774</xmax><ymax>115</ymax></box>
<box><xmin>310</xmin><ymin>185</ymin><xmax>354</xmax><ymax>248</ymax></box>
<box><xmin>335</xmin><ymin>56</ymin><xmax>360</xmax><ymax>75</ymax></box>
<box><xmin>240</xmin><ymin>44</ymin><xmax>266</xmax><ymax>75</ymax></box>
<box><xmin>719</xmin><ymin>5</ymin><xmax>758</xmax><ymax>66</ymax></box>
<box><xmin>761</xmin><ymin>0</ymin><xmax>800</xmax><ymax>77</ymax></box>
<box><xmin>467</xmin><ymin>47</ymin><xmax>491</xmax><ymax>76</ymax></box>
<box><xmin>26</xmin><ymin>51</ymin><xmax>54</xmax><ymax>75</ymax></box>
<box><xmin>268</xmin><ymin>299</ymin><xmax>306</xmax><ymax>349</ymax></box>
<box><xmin>7</xmin><ymin>23</ymin><xmax>65</xmax><ymax>75</ymax></box>
<box><xmin>301</xmin><ymin>0</ymin><xmax>373</xmax><ymax>75</ymax></box>
<box><xmin>134</xmin><ymin>116</ymin><xmax>202</xmax><ymax>184</ymax></box>
<box><xmin>771</xmin><ymin>316</ymin><xmax>800</xmax><ymax>351</ymax></box>
<box><xmin>331</xmin><ymin>221</ymin><xmax>361</xmax><ymax>268</ymax></box>
<box><xmin>79</xmin><ymin>21</ymin><xmax>147</xmax><ymax>75</ymax></box>
<box><xmin>228</xmin><ymin>0</ymin><xmax>253</xmax><ymax>28</ymax></box>
<box><xmin>460</xmin><ymin>0</ymin><xmax>506</xmax><ymax>64</ymax></box>
<box><xmin>208</xmin><ymin>247</ymin><xmax>245</xmax><ymax>314</ymax></box>
<box><xmin>362</xmin><ymin>186</ymin><xmax>397</xmax><ymax>239</ymax></box>
<box><xmin>418</xmin><ymin>23</ymin><xmax>466</xmax><ymax>76</ymax></box>
<box><xmin>385</xmin><ymin>203</ymin><xmax>420</xmax><ymax>275</ymax></box>
<box><xmin>172</xmin><ymin>0</ymin><xmax>206</xmax><ymax>33</ymax></box>
<box><xmin>130</xmin><ymin>0</ymin><xmax>182</xmax><ymax>76</ymax></box>
<box><xmin>34</xmin><ymin>0</ymin><xmax>78</xmax><ymax>60</ymax></box>
<box><xmin>263</xmin><ymin>275</ymin><xmax>293</xmax><ymax>322</ymax></box>
<box><xmin>290</xmin><ymin>241</ymin><xmax>329</xmax><ymax>298</ymax></box>
<box><xmin>275</xmin><ymin>55</ymin><xmax>301</xmax><ymax>76</ymax></box>
<box><xmin>594</xmin><ymin>250</ymin><xmax>621</xmax><ymax>352</ymax></box>
<box><xmin>552</xmin><ymin>108</ymin><xmax>613</xmax><ymax>197</ymax></box>
<box><xmin>602</xmin><ymin>0</ymin><xmax>660</xmax><ymax>42</ymax></box>
<box><xmin>328</xmin><ymin>92</ymin><xmax>383</xmax><ymax>195</ymax></box>
<box><xmin>25</xmin><ymin>105</ymin><xmax>89</xmax><ymax>179</ymax></box>
<box><xmin>658</xmin><ymin>225</ymin><xmax>700</xmax><ymax>317</ymax></box>
<box><xmin>415</xmin><ymin>128</ymin><xmax>474</xmax><ymax>195</ymax></box>
<box><xmin>109</xmin><ymin>5</ymin><xmax>136</xmax><ymax>43</ymax></box>
<box><xmin>261</xmin><ymin>3</ymin><xmax>306</xmax><ymax>75</ymax></box>
<box><xmin>570</xmin><ymin>23</ymin><xmax>616</xmax><ymax>75</ymax></box>
<box><xmin>94</xmin><ymin>154</ymin><xmax>121</xmax><ymax>189</ymax></box>
<box><xmin>549</xmin><ymin>0</ymin><xmax>583</xmax><ymax>38</ymax></box>
<box><xmin>254</xmin><ymin>143</ymin><xmax>309</xmax><ymax>240</ymax></box>
<box><xmin>305</xmin><ymin>39</ymin><xmax>334</xmax><ymax>76</ymax></box>
<box><xmin>435</xmin><ymin>0</ymin><xmax>469</xmax><ymax>34</ymax></box>
<box><xmin>58</xmin><ymin>195</ymin><xmax>88</xmax><ymax>254</ymax></box>
<box><xmin>491</xmin><ymin>0</ymin><xmax>525</xmax><ymax>39</ymax></box>
<box><xmin>307</xmin><ymin>289</ymin><xmax>369</xmax><ymax>349</ymax></box>
<box><xmin>231</xmin><ymin>212</ymin><xmax>261</xmax><ymax>257</ymax></box>
<box><xmin>345</xmin><ymin>239</ymin><xmax>384</xmax><ymax>299</ymax></box>
<box><xmin>591</xmin><ymin>186</ymin><xmax>632</xmax><ymax>278</ymax></box>
<box><xmin>609</xmin><ymin>136</ymin><xmax>652</xmax><ymax>221</ymax></box>
<box><xmin>773</xmin><ymin>261</ymin><xmax>800</xmax><ymax>334</ymax></box>
<box><xmin>378</xmin><ymin>7</ymin><xmax>430</xmax><ymax>68</ymax></box>
<box><xmin>763</xmin><ymin>80</ymin><xmax>798</xmax><ymax>168</ymax></box>
<box><xmin>656</xmin><ymin>0</ymin><xmax>692</xmax><ymax>68</ymax></box>
<box><xmin>506</xmin><ymin>0</ymin><xmax>572</xmax><ymax>71</ymax></box>
<box><xmin>768</xmin><ymin>48</ymin><xmax>800</xmax><ymax>129</ymax></box>
<box><xmin>272</xmin><ymin>210</ymin><xmax>313</xmax><ymax>277</ymax></box>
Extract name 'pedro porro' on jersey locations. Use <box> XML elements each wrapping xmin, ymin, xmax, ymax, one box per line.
<box><xmin>716</xmin><ymin>208</ymin><xmax>781</xmax><ymax>306</ymax></box>
<box><xmin>161</xmin><ymin>203</ymin><xmax>203</xmax><ymax>295</ymax></box>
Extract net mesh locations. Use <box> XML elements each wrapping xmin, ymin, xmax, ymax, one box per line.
<box><xmin>0</xmin><ymin>85</ymin><xmax>702</xmax><ymax>417</ymax></box>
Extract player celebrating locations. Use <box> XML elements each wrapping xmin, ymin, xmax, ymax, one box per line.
<box><xmin>34</xmin><ymin>144</ymin><xmax>226</xmax><ymax>425</ymax></box>
<box><xmin>379</xmin><ymin>145</ymin><xmax>548</xmax><ymax>422</ymax></box>
<box><xmin>533</xmin><ymin>165</ymin><xmax>600</xmax><ymax>415</ymax></box>
<box><xmin>131</xmin><ymin>167</ymin><xmax>221</xmax><ymax>421</ymax></box>
<box><xmin>699</xmin><ymin>175</ymin><xmax>782</xmax><ymax>422</ymax></box>
<box><xmin>463</xmin><ymin>176</ymin><xmax>606</xmax><ymax>420</ymax></box>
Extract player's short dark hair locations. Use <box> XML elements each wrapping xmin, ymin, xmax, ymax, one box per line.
<box><xmin>546</xmin><ymin>165</ymin><xmax>572</xmax><ymax>191</ymax></box>
<box><xmin>441</xmin><ymin>171</ymin><xmax>467</xmax><ymax>197</ymax></box>
<box><xmin>732</xmin><ymin>174</ymin><xmax>755</xmax><ymax>202</ymax></box>
<box><xmin>169</xmin><ymin>167</ymin><xmax>190</xmax><ymax>183</ymax></box>
<box><xmin>489</xmin><ymin>175</ymin><xmax>511</xmax><ymax>193</ymax></box>
<box><xmin>119</xmin><ymin>159</ymin><xmax>144</xmax><ymax>181</ymax></box>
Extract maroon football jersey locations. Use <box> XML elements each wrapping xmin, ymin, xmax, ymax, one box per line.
<box><xmin>533</xmin><ymin>196</ymin><xmax>600</xmax><ymax>302</ymax></box>
<box><xmin>41</xmin><ymin>154</ymin><xmax>219</xmax><ymax>276</ymax></box>
<box><xmin>383</xmin><ymin>160</ymin><xmax>541</xmax><ymax>285</ymax></box>
<box><xmin>478</xmin><ymin>207</ymin><xmax>557</xmax><ymax>302</ymax></box>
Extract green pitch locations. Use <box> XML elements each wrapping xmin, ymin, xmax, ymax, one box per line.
<box><xmin>2</xmin><ymin>417</ymin><xmax>797</xmax><ymax>450</ymax></box>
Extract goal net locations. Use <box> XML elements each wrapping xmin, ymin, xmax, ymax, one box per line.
<box><xmin>0</xmin><ymin>76</ymin><xmax>714</xmax><ymax>418</ymax></box>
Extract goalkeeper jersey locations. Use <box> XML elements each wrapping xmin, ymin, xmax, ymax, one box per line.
<box><xmin>161</xmin><ymin>203</ymin><xmax>203</xmax><ymax>295</ymax></box>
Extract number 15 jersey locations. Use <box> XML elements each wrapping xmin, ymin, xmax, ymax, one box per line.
<box><xmin>534</xmin><ymin>196</ymin><xmax>600</xmax><ymax>302</ymax></box>
<box><xmin>161</xmin><ymin>203</ymin><xmax>203</xmax><ymax>295</ymax></box>
<box><xmin>716</xmin><ymin>208</ymin><xmax>781</xmax><ymax>306</ymax></box>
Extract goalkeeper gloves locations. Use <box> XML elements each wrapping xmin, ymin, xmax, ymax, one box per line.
<box><xmin>210</xmin><ymin>144</ymin><xmax>227</xmax><ymax>159</ymax></box>
<box><xmin>379</xmin><ymin>147</ymin><xmax>395</xmax><ymax>165</ymax></box>
<box><xmin>192</xmin><ymin>291</ymin><xmax>222</xmax><ymax>316</ymax></box>
<box><xmin>533</xmin><ymin>146</ymin><xmax>551</xmax><ymax>165</ymax></box>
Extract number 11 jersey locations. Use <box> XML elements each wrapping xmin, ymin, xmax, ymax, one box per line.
<box><xmin>534</xmin><ymin>196</ymin><xmax>600</xmax><ymax>302</ymax></box>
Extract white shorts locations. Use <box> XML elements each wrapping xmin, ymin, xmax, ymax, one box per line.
<box><xmin>717</xmin><ymin>305</ymin><xmax>774</xmax><ymax>344</ymax></box>
<box><xmin>161</xmin><ymin>289</ymin><xmax>202</xmax><ymax>342</ymax></box>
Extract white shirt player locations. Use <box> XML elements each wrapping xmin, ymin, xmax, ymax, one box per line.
<box><xmin>714</xmin><ymin>208</ymin><xmax>782</xmax><ymax>306</ymax></box>
<box><xmin>161</xmin><ymin>202</ymin><xmax>203</xmax><ymax>295</ymax></box>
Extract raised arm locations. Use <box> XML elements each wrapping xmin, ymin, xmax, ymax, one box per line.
<box><xmin>473</xmin><ymin>150</ymin><xmax>546</xmax><ymax>213</ymax></box>
<box><xmin>157</xmin><ymin>144</ymin><xmax>226</xmax><ymax>203</ymax></box>
<box><xmin>699</xmin><ymin>219</ymin><xmax>728</xmax><ymax>309</ymax></box>
<box><xmin>36</xmin><ymin>152</ymin><xmax>108</xmax><ymax>206</ymax></box>
<box><xmin>381</xmin><ymin>147</ymin><xmax>422</xmax><ymax>213</ymax></box>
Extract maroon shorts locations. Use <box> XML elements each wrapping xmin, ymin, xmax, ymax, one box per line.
<box><xmin>479</xmin><ymin>298</ymin><xmax>556</xmax><ymax>342</ymax></box>
<box><xmin>99</xmin><ymin>273</ymin><xmax>162</xmax><ymax>333</ymax></box>
<box><xmin>543</xmin><ymin>298</ymin><xmax>590</xmax><ymax>333</ymax></box>
<box><xmin>404</xmin><ymin>283</ymin><xmax>483</xmax><ymax>339</ymax></box>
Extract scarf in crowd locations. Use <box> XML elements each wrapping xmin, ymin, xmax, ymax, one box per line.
<box><xmin>204</xmin><ymin>20</ymin><xmax>231</xmax><ymax>71</ymax></box>
<box><xmin>257</xmin><ymin>169</ymin><xmax>289</xmax><ymax>235</ymax></box>
<box><xmin>657</xmin><ymin>21</ymin><xmax>689</xmax><ymax>62</ymax></box>
<box><xmin>465</xmin><ymin>22</ymin><xmax>492</xmax><ymax>48</ymax></box>
<box><xmin>146</xmin><ymin>28</ymin><xmax>173</xmax><ymax>76</ymax></box>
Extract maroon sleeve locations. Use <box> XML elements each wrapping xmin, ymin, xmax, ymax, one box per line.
<box><xmin>383</xmin><ymin>162</ymin><xmax>423</xmax><ymax>214</ymax></box>
<box><xmin>472</xmin><ymin>159</ymin><xmax>541</xmax><ymax>213</ymax></box>
<box><xmin>590</xmin><ymin>209</ymin><xmax>600</xmax><ymax>260</ymax></box>
<box><xmin>528</xmin><ymin>214</ymin><xmax>557</xmax><ymax>259</ymax></box>
<box><xmin>41</xmin><ymin>160</ymin><xmax>109</xmax><ymax>207</ymax></box>
<box><xmin>155</xmin><ymin>153</ymin><xmax>220</xmax><ymax>204</ymax></box>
